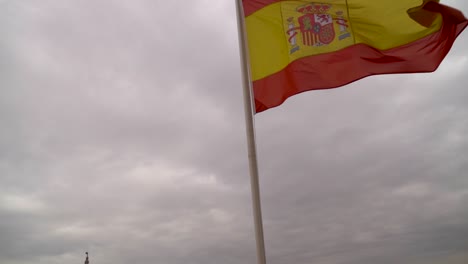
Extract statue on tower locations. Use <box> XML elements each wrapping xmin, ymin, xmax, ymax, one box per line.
<box><xmin>84</xmin><ymin>252</ymin><xmax>89</xmax><ymax>264</ymax></box>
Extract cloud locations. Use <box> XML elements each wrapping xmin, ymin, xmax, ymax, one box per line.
<box><xmin>1</xmin><ymin>1</ymin><xmax>468</xmax><ymax>264</ymax></box>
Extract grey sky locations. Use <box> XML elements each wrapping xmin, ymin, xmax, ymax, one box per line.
<box><xmin>1</xmin><ymin>1</ymin><xmax>468</xmax><ymax>264</ymax></box>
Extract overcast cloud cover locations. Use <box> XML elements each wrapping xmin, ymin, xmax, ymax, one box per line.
<box><xmin>1</xmin><ymin>1</ymin><xmax>468</xmax><ymax>264</ymax></box>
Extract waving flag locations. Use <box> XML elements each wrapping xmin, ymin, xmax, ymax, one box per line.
<box><xmin>242</xmin><ymin>0</ymin><xmax>468</xmax><ymax>113</ymax></box>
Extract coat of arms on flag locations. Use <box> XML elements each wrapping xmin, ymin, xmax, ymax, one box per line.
<box><xmin>284</xmin><ymin>2</ymin><xmax>352</xmax><ymax>55</ymax></box>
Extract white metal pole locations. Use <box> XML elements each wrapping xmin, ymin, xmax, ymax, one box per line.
<box><xmin>235</xmin><ymin>1</ymin><xmax>267</xmax><ymax>264</ymax></box>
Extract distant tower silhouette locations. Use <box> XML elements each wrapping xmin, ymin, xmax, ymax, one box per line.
<box><xmin>84</xmin><ymin>252</ymin><xmax>90</xmax><ymax>264</ymax></box>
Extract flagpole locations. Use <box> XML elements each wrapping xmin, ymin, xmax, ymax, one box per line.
<box><xmin>235</xmin><ymin>1</ymin><xmax>267</xmax><ymax>264</ymax></box>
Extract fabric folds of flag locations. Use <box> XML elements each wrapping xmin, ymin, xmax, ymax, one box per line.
<box><xmin>242</xmin><ymin>0</ymin><xmax>468</xmax><ymax>113</ymax></box>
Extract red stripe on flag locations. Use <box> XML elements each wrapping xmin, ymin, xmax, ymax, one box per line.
<box><xmin>243</xmin><ymin>0</ymin><xmax>281</xmax><ymax>17</ymax></box>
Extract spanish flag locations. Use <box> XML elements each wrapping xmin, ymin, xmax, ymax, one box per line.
<box><xmin>242</xmin><ymin>0</ymin><xmax>468</xmax><ymax>113</ymax></box>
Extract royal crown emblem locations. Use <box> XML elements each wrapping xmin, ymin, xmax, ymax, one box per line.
<box><xmin>286</xmin><ymin>2</ymin><xmax>352</xmax><ymax>54</ymax></box>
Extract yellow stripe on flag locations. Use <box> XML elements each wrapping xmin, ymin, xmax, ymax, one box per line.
<box><xmin>246</xmin><ymin>0</ymin><xmax>443</xmax><ymax>81</ymax></box>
